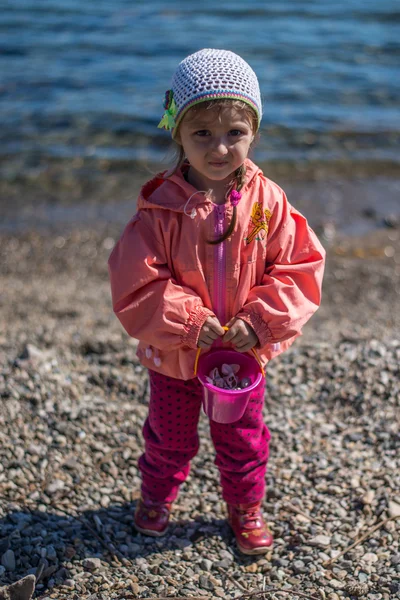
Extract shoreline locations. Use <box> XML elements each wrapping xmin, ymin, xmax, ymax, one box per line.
<box><xmin>0</xmin><ymin>168</ymin><xmax>399</xmax><ymax>240</ymax></box>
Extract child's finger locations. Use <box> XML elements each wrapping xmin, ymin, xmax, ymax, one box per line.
<box><xmin>198</xmin><ymin>340</ymin><xmax>212</xmax><ymax>349</ymax></box>
<box><xmin>202</xmin><ymin>316</ymin><xmax>224</xmax><ymax>337</ymax></box>
<box><xmin>234</xmin><ymin>340</ymin><xmax>254</xmax><ymax>353</ymax></box>
<box><xmin>222</xmin><ymin>331</ymin><xmax>243</xmax><ymax>346</ymax></box>
<box><xmin>224</xmin><ymin>329</ymin><xmax>242</xmax><ymax>345</ymax></box>
<box><xmin>222</xmin><ymin>330</ymin><xmax>233</xmax><ymax>343</ymax></box>
<box><xmin>224</xmin><ymin>317</ymin><xmax>236</xmax><ymax>329</ymax></box>
<box><xmin>224</xmin><ymin>317</ymin><xmax>237</xmax><ymax>341</ymax></box>
<box><xmin>209</xmin><ymin>321</ymin><xmax>226</xmax><ymax>336</ymax></box>
<box><xmin>222</xmin><ymin>325</ymin><xmax>238</xmax><ymax>343</ymax></box>
<box><xmin>222</xmin><ymin>318</ymin><xmax>236</xmax><ymax>341</ymax></box>
<box><xmin>200</xmin><ymin>334</ymin><xmax>215</xmax><ymax>345</ymax></box>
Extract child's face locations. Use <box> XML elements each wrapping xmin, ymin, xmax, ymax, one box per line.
<box><xmin>178</xmin><ymin>104</ymin><xmax>254</xmax><ymax>188</ymax></box>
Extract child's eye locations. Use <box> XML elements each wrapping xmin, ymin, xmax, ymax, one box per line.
<box><xmin>194</xmin><ymin>130</ymin><xmax>210</xmax><ymax>137</ymax></box>
<box><xmin>229</xmin><ymin>129</ymin><xmax>244</xmax><ymax>137</ymax></box>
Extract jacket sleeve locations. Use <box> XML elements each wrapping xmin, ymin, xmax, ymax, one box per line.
<box><xmin>108</xmin><ymin>212</ymin><xmax>214</xmax><ymax>350</ymax></box>
<box><xmin>237</xmin><ymin>191</ymin><xmax>326</xmax><ymax>346</ymax></box>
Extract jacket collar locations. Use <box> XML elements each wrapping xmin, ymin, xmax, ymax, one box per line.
<box><xmin>137</xmin><ymin>158</ymin><xmax>261</xmax><ymax>212</ymax></box>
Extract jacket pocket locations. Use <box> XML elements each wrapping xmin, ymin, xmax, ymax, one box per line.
<box><xmin>241</xmin><ymin>236</ymin><xmax>267</xmax><ymax>266</ymax></box>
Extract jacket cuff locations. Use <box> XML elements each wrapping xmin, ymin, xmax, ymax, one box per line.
<box><xmin>237</xmin><ymin>311</ymin><xmax>273</xmax><ymax>348</ymax></box>
<box><xmin>182</xmin><ymin>306</ymin><xmax>214</xmax><ymax>349</ymax></box>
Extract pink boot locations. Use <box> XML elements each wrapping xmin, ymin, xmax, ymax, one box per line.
<box><xmin>134</xmin><ymin>496</ymin><xmax>172</xmax><ymax>537</ymax></box>
<box><xmin>227</xmin><ymin>501</ymin><xmax>273</xmax><ymax>555</ymax></box>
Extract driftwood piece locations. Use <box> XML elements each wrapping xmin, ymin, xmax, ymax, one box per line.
<box><xmin>236</xmin><ymin>588</ymin><xmax>323</xmax><ymax>600</ymax></box>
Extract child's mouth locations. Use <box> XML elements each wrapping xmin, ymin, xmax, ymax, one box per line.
<box><xmin>209</xmin><ymin>161</ymin><xmax>228</xmax><ymax>167</ymax></box>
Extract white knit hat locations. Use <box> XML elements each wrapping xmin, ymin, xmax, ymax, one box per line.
<box><xmin>157</xmin><ymin>49</ymin><xmax>262</xmax><ymax>134</ymax></box>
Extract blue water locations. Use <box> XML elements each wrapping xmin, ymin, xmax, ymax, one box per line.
<box><xmin>0</xmin><ymin>0</ymin><xmax>399</xmax><ymax>167</ymax></box>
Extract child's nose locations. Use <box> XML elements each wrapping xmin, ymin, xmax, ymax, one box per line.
<box><xmin>212</xmin><ymin>137</ymin><xmax>229</xmax><ymax>154</ymax></box>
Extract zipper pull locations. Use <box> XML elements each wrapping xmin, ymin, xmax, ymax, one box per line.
<box><xmin>215</xmin><ymin>205</ymin><xmax>225</xmax><ymax>221</ymax></box>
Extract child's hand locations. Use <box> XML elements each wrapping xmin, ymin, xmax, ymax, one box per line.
<box><xmin>222</xmin><ymin>318</ymin><xmax>259</xmax><ymax>352</ymax></box>
<box><xmin>198</xmin><ymin>316</ymin><xmax>226</xmax><ymax>350</ymax></box>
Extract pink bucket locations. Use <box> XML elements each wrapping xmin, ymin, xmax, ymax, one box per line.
<box><xmin>196</xmin><ymin>349</ymin><xmax>264</xmax><ymax>423</ymax></box>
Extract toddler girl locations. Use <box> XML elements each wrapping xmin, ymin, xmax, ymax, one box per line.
<box><xmin>108</xmin><ymin>49</ymin><xmax>325</xmax><ymax>555</ymax></box>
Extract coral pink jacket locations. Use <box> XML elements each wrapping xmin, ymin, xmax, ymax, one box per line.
<box><xmin>108</xmin><ymin>159</ymin><xmax>325</xmax><ymax>380</ymax></box>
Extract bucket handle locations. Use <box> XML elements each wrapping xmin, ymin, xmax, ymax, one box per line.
<box><xmin>194</xmin><ymin>326</ymin><xmax>265</xmax><ymax>377</ymax></box>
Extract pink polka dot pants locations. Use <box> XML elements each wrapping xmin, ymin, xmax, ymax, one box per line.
<box><xmin>138</xmin><ymin>370</ymin><xmax>270</xmax><ymax>504</ymax></box>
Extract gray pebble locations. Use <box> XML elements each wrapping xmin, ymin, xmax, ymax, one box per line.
<box><xmin>46</xmin><ymin>545</ymin><xmax>57</xmax><ymax>561</ymax></box>
<box><xmin>82</xmin><ymin>558</ymin><xmax>102</xmax><ymax>571</ymax></box>
<box><xmin>309</xmin><ymin>534</ymin><xmax>331</xmax><ymax>548</ymax></box>
<box><xmin>329</xmin><ymin>579</ymin><xmax>346</xmax><ymax>590</ymax></box>
<box><xmin>214</xmin><ymin>559</ymin><xmax>232</xmax><ymax>569</ymax></box>
<box><xmin>219</xmin><ymin>550</ymin><xmax>233</xmax><ymax>561</ymax></box>
<box><xmin>201</xmin><ymin>558</ymin><xmax>213</xmax><ymax>571</ymax></box>
<box><xmin>275</xmin><ymin>558</ymin><xmax>289</xmax><ymax>567</ymax></box>
<box><xmin>199</xmin><ymin>575</ymin><xmax>214</xmax><ymax>590</ymax></box>
<box><xmin>1</xmin><ymin>549</ymin><xmax>16</xmax><ymax>571</ymax></box>
<box><xmin>293</xmin><ymin>559</ymin><xmax>307</xmax><ymax>573</ymax></box>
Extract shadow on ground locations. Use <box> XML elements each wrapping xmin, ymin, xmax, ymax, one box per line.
<box><xmin>0</xmin><ymin>502</ymin><xmax>254</xmax><ymax>598</ymax></box>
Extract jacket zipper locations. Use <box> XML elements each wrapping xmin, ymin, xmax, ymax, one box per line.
<box><xmin>214</xmin><ymin>204</ymin><xmax>226</xmax><ymax>329</ymax></box>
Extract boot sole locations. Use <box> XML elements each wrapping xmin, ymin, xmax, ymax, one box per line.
<box><xmin>236</xmin><ymin>541</ymin><xmax>273</xmax><ymax>555</ymax></box>
<box><xmin>133</xmin><ymin>523</ymin><xmax>169</xmax><ymax>537</ymax></box>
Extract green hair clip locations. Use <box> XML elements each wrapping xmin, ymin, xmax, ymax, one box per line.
<box><xmin>157</xmin><ymin>90</ymin><xmax>177</xmax><ymax>130</ymax></box>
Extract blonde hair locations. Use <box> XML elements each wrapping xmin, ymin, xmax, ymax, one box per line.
<box><xmin>168</xmin><ymin>99</ymin><xmax>258</xmax><ymax>244</ymax></box>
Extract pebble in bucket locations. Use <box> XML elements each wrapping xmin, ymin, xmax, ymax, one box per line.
<box><xmin>195</xmin><ymin>327</ymin><xmax>265</xmax><ymax>424</ymax></box>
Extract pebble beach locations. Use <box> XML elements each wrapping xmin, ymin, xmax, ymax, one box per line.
<box><xmin>1</xmin><ymin>0</ymin><xmax>400</xmax><ymax>596</ymax></box>
<box><xmin>0</xmin><ymin>215</ymin><xmax>399</xmax><ymax>599</ymax></box>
